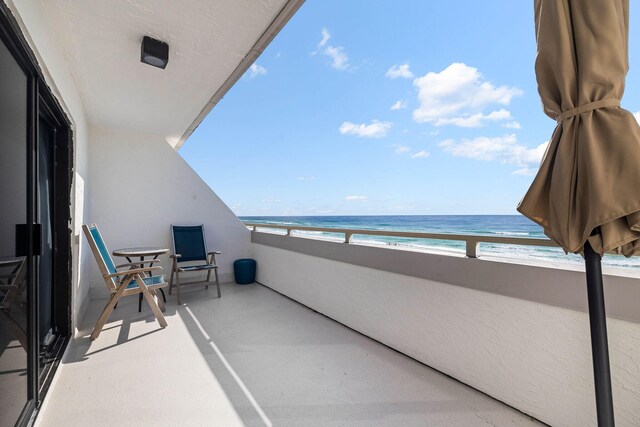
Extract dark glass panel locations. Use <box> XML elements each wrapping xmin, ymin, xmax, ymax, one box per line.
<box><xmin>0</xmin><ymin>35</ymin><xmax>28</xmax><ymax>426</ymax></box>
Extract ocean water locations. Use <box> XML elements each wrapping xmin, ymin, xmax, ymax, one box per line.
<box><xmin>241</xmin><ymin>215</ymin><xmax>640</xmax><ymax>271</ymax></box>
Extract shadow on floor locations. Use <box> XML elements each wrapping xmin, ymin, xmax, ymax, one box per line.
<box><xmin>172</xmin><ymin>283</ymin><xmax>543</xmax><ymax>427</ymax></box>
<box><xmin>55</xmin><ymin>282</ymin><xmax>542</xmax><ymax>426</ymax></box>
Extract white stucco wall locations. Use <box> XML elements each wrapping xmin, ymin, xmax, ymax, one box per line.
<box><xmin>6</xmin><ymin>0</ymin><xmax>92</xmax><ymax>329</ymax></box>
<box><xmin>252</xmin><ymin>242</ymin><xmax>640</xmax><ymax>427</ymax></box>
<box><xmin>85</xmin><ymin>125</ymin><xmax>250</xmax><ymax>295</ymax></box>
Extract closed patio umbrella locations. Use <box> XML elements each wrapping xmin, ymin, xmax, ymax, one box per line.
<box><xmin>518</xmin><ymin>0</ymin><xmax>640</xmax><ymax>425</ymax></box>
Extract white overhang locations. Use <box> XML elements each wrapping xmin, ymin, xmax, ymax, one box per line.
<box><xmin>41</xmin><ymin>0</ymin><xmax>304</xmax><ymax>149</ymax></box>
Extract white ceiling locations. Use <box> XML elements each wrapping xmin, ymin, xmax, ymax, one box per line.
<box><xmin>42</xmin><ymin>0</ymin><xmax>300</xmax><ymax>148</ymax></box>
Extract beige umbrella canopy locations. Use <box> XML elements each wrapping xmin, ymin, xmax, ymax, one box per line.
<box><xmin>518</xmin><ymin>0</ymin><xmax>640</xmax><ymax>256</ymax></box>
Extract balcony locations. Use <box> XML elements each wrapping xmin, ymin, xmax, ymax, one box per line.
<box><xmin>3</xmin><ymin>1</ymin><xmax>639</xmax><ymax>426</ymax></box>
<box><xmin>36</xmin><ymin>278</ymin><xmax>542</xmax><ymax>426</ymax></box>
<box><xmin>31</xmin><ymin>224</ymin><xmax>640</xmax><ymax>426</ymax></box>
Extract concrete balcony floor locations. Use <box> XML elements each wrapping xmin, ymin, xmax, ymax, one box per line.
<box><xmin>36</xmin><ymin>282</ymin><xmax>543</xmax><ymax>426</ymax></box>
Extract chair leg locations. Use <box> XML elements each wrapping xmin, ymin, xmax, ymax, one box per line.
<box><xmin>159</xmin><ymin>288</ymin><xmax>166</xmax><ymax>303</ymax></box>
<box><xmin>176</xmin><ymin>271</ymin><xmax>181</xmax><ymax>305</ymax></box>
<box><xmin>137</xmin><ymin>275</ymin><xmax>167</xmax><ymax>328</ymax></box>
<box><xmin>168</xmin><ymin>266</ymin><xmax>175</xmax><ymax>295</ymax></box>
<box><xmin>153</xmin><ymin>289</ymin><xmax>166</xmax><ymax>312</ymax></box>
<box><xmin>205</xmin><ymin>269</ymin><xmax>211</xmax><ymax>290</ymax></box>
<box><xmin>142</xmin><ymin>291</ymin><xmax>167</xmax><ymax>328</ymax></box>
<box><xmin>138</xmin><ymin>294</ymin><xmax>143</xmax><ymax>312</ymax></box>
<box><xmin>214</xmin><ymin>268</ymin><xmax>221</xmax><ymax>298</ymax></box>
<box><xmin>91</xmin><ymin>287</ymin><xmax>127</xmax><ymax>340</ymax></box>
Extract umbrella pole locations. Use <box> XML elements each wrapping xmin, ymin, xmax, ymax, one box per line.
<box><xmin>584</xmin><ymin>240</ymin><xmax>615</xmax><ymax>426</ymax></box>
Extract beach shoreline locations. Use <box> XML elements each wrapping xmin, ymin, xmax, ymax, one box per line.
<box><xmin>242</xmin><ymin>215</ymin><xmax>640</xmax><ymax>271</ymax></box>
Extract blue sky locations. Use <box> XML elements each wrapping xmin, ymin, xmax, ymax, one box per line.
<box><xmin>180</xmin><ymin>1</ymin><xmax>640</xmax><ymax>216</ymax></box>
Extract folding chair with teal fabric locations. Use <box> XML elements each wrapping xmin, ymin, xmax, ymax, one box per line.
<box><xmin>83</xmin><ymin>224</ymin><xmax>168</xmax><ymax>340</ymax></box>
<box><xmin>169</xmin><ymin>224</ymin><xmax>221</xmax><ymax>304</ymax></box>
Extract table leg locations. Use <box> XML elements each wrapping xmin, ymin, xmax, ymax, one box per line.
<box><xmin>137</xmin><ymin>255</ymin><xmax>167</xmax><ymax>312</ymax></box>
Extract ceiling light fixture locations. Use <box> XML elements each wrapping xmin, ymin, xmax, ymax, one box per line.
<box><xmin>141</xmin><ymin>36</ymin><xmax>169</xmax><ymax>69</ymax></box>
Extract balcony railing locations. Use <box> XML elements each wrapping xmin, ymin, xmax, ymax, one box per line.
<box><xmin>244</xmin><ymin>222</ymin><xmax>560</xmax><ymax>258</ymax></box>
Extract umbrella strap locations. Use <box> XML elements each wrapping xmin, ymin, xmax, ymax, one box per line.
<box><xmin>555</xmin><ymin>99</ymin><xmax>620</xmax><ymax>122</ymax></box>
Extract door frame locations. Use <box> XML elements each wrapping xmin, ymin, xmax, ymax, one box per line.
<box><xmin>36</xmin><ymin>91</ymin><xmax>72</xmax><ymax>399</ymax></box>
<box><xmin>0</xmin><ymin>3</ymin><xmax>73</xmax><ymax>425</ymax></box>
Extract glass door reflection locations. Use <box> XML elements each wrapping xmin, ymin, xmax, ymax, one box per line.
<box><xmin>0</xmin><ymin>33</ymin><xmax>29</xmax><ymax>427</ymax></box>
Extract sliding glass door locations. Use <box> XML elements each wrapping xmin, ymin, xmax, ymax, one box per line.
<box><xmin>0</xmin><ymin>5</ymin><xmax>72</xmax><ymax>425</ymax></box>
<box><xmin>0</xmin><ymin>28</ymin><xmax>29</xmax><ymax>427</ymax></box>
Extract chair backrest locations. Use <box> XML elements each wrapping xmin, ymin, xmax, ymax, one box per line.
<box><xmin>171</xmin><ymin>225</ymin><xmax>207</xmax><ymax>263</ymax></box>
<box><xmin>83</xmin><ymin>224</ymin><xmax>117</xmax><ymax>289</ymax></box>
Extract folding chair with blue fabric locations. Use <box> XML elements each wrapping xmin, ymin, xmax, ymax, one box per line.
<box><xmin>83</xmin><ymin>224</ymin><xmax>168</xmax><ymax>340</ymax></box>
<box><xmin>169</xmin><ymin>224</ymin><xmax>221</xmax><ymax>304</ymax></box>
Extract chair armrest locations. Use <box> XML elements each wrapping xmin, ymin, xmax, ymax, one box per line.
<box><xmin>207</xmin><ymin>251</ymin><xmax>221</xmax><ymax>264</ymax></box>
<box><xmin>169</xmin><ymin>254</ymin><xmax>182</xmax><ymax>259</ymax></box>
<box><xmin>104</xmin><ymin>266</ymin><xmax>162</xmax><ymax>278</ymax></box>
<box><xmin>115</xmin><ymin>259</ymin><xmax>161</xmax><ymax>269</ymax></box>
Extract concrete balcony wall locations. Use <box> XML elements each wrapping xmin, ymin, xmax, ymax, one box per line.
<box><xmin>251</xmin><ymin>234</ymin><xmax>640</xmax><ymax>427</ymax></box>
<box><xmin>85</xmin><ymin>124</ymin><xmax>250</xmax><ymax>298</ymax></box>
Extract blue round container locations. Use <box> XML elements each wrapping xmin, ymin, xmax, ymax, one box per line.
<box><xmin>233</xmin><ymin>258</ymin><xmax>256</xmax><ymax>284</ymax></box>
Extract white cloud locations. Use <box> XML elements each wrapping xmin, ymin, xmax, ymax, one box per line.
<box><xmin>512</xmin><ymin>168</ymin><xmax>538</xmax><ymax>176</ymax></box>
<box><xmin>432</xmin><ymin>109</ymin><xmax>514</xmax><ymax>128</ymax></box>
<box><xmin>318</xmin><ymin>27</ymin><xmax>331</xmax><ymax>49</ymax></box>
<box><xmin>386</xmin><ymin>63</ymin><xmax>414</xmax><ymax>79</ymax></box>
<box><xmin>502</xmin><ymin>121</ymin><xmax>522</xmax><ymax>129</ymax></box>
<box><xmin>390</xmin><ymin>100</ymin><xmax>408</xmax><ymax>110</ymax></box>
<box><xmin>345</xmin><ymin>195</ymin><xmax>368</xmax><ymax>202</ymax></box>
<box><xmin>439</xmin><ymin>134</ymin><xmax>549</xmax><ymax>170</ymax></box>
<box><xmin>634</xmin><ymin>111</ymin><xmax>640</xmax><ymax>123</ymax></box>
<box><xmin>261</xmin><ymin>198</ymin><xmax>281</xmax><ymax>203</ymax></box>
<box><xmin>412</xmin><ymin>150</ymin><xmax>430</xmax><ymax>159</ymax></box>
<box><xmin>390</xmin><ymin>144</ymin><xmax>429</xmax><ymax>159</ymax></box>
<box><xmin>392</xmin><ymin>144</ymin><xmax>411</xmax><ymax>154</ymax></box>
<box><xmin>413</xmin><ymin>63</ymin><xmax>523</xmax><ymax>127</ymax></box>
<box><xmin>313</xmin><ymin>28</ymin><xmax>350</xmax><ymax>71</ymax></box>
<box><xmin>297</xmin><ymin>176</ymin><xmax>315</xmax><ymax>181</ymax></box>
<box><xmin>249</xmin><ymin>63</ymin><xmax>267</xmax><ymax>78</ymax></box>
<box><xmin>339</xmin><ymin>120</ymin><xmax>392</xmax><ymax>138</ymax></box>
<box><xmin>324</xmin><ymin>46</ymin><xmax>349</xmax><ymax>70</ymax></box>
